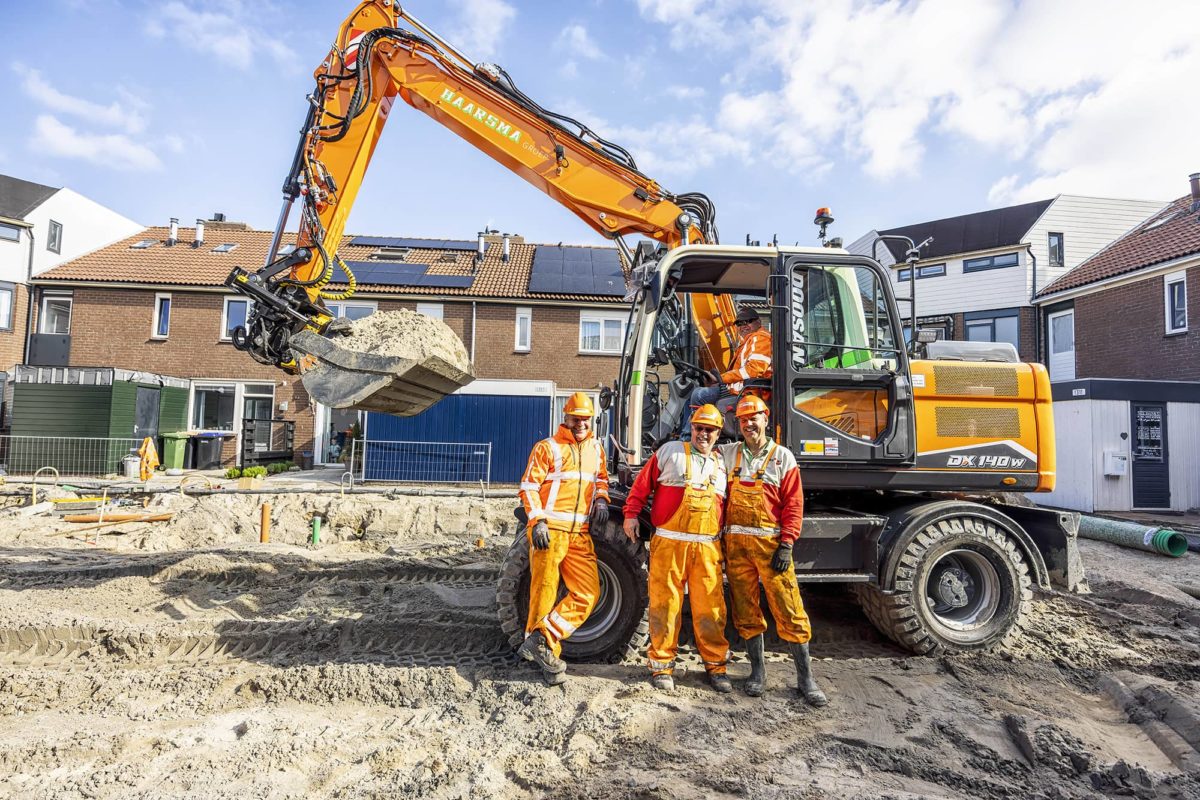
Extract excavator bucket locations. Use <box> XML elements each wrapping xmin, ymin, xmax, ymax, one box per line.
<box><xmin>289</xmin><ymin>330</ymin><xmax>475</xmax><ymax>416</ymax></box>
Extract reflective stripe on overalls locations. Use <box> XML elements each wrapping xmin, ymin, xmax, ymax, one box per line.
<box><xmin>724</xmin><ymin>442</ymin><xmax>812</xmax><ymax>644</ymax></box>
<box><xmin>647</xmin><ymin>443</ymin><xmax>729</xmax><ymax>675</ymax></box>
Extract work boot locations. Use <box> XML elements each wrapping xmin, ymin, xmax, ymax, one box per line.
<box><xmin>744</xmin><ymin>634</ymin><xmax>767</xmax><ymax>697</ymax></box>
<box><xmin>789</xmin><ymin>641</ymin><xmax>828</xmax><ymax>707</ymax></box>
<box><xmin>650</xmin><ymin>673</ymin><xmax>675</xmax><ymax>691</ymax></box>
<box><xmin>517</xmin><ymin>632</ymin><xmax>566</xmax><ymax>674</ymax></box>
<box><xmin>542</xmin><ymin>668</ymin><xmax>567</xmax><ymax>686</ymax></box>
<box><xmin>709</xmin><ymin>672</ymin><xmax>733</xmax><ymax>694</ymax></box>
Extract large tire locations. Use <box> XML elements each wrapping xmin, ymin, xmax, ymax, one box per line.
<box><xmin>855</xmin><ymin>512</ymin><xmax>1032</xmax><ymax>655</ymax></box>
<box><xmin>496</xmin><ymin>524</ymin><xmax>649</xmax><ymax>663</ymax></box>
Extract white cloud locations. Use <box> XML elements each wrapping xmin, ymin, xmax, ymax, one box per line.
<box><xmin>556</xmin><ymin>24</ymin><xmax>603</xmax><ymax>60</ymax></box>
<box><xmin>447</xmin><ymin>0</ymin><xmax>517</xmax><ymax>60</ymax></box>
<box><xmin>32</xmin><ymin>115</ymin><xmax>162</xmax><ymax>171</ymax></box>
<box><xmin>666</xmin><ymin>85</ymin><xmax>706</xmax><ymax>101</ymax></box>
<box><xmin>16</xmin><ymin>64</ymin><xmax>147</xmax><ymax>135</ymax></box>
<box><xmin>144</xmin><ymin>1</ymin><xmax>299</xmax><ymax>72</ymax></box>
<box><xmin>637</xmin><ymin>0</ymin><xmax>1200</xmax><ymax>199</ymax></box>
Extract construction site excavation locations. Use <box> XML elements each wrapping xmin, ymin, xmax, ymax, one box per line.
<box><xmin>0</xmin><ymin>479</ymin><xmax>1197</xmax><ymax>799</ymax></box>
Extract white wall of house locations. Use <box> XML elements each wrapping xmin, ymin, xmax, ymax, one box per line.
<box><xmin>24</xmin><ymin>189</ymin><xmax>141</xmax><ymax>277</ymax></box>
<box><xmin>1167</xmin><ymin>402</ymin><xmax>1200</xmax><ymax>512</ymax></box>
<box><xmin>0</xmin><ymin>223</ymin><xmax>32</xmax><ymax>286</ymax></box>
<box><xmin>1024</xmin><ymin>195</ymin><xmax>1166</xmax><ymax>295</ymax></box>
<box><xmin>886</xmin><ymin>247</ymin><xmax>1030</xmax><ymax>318</ymax></box>
<box><xmin>1041</xmin><ymin>399</ymin><xmax>1096</xmax><ymax>512</ymax></box>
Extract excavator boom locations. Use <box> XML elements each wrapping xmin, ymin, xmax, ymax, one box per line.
<box><xmin>225</xmin><ymin>1</ymin><xmax>735</xmax><ymax>413</ymax></box>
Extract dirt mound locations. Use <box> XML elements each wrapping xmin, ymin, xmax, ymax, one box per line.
<box><xmin>338</xmin><ymin>308</ymin><xmax>471</xmax><ymax>372</ymax></box>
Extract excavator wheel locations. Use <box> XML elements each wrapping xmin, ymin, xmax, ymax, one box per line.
<box><xmin>497</xmin><ymin>523</ymin><xmax>648</xmax><ymax>664</ymax></box>
<box><xmin>855</xmin><ymin>509</ymin><xmax>1033</xmax><ymax>655</ymax></box>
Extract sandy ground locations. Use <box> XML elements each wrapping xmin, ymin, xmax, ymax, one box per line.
<box><xmin>1</xmin><ymin>491</ymin><xmax>1199</xmax><ymax>799</ymax></box>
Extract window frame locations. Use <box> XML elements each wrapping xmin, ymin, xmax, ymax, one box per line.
<box><xmin>0</xmin><ymin>223</ymin><xmax>20</xmax><ymax>243</ymax></box>
<box><xmin>896</xmin><ymin>263</ymin><xmax>947</xmax><ymax>281</ymax></box>
<box><xmin>1164</xmin><ymin>270</ymin><xmax>1188</xmax><ymax>335</ymax></box>
<box><xmin>326</xmin><ymin>300</ymin><xmax>377</xmax><ymax>321</ymax></box>
<box><xmin>514</xmin><ymin>306</ymin><xmax>532</xmax><ymax>352</ymax></box>
<box><xmin>963</xmin><ymin>307</ymin><xmax>1020</xmax><ymax>348</ymax></box>
<box><xmin>220</xmin><ymin>296</ymin><xmax>251</xmax><ymax>341</ymax></box>
<box><xmin>579</xmin><ymin>310</ymin><xmax>627</xmax><ymax>355</ymax></box>
<box><xmin>1047</xmin><ymin>232</ymin><xmax>1064</xmax><ymax>269</ymax></box>
<box><xmin>415</xmin><ymin>302</ymin><xmax>443</xmax><ymax>320</ymax></box>
<box><xmin>39</xmin><ymin>292</ymin><xmax>73</xmax><ymax>334</ymax></box>
<box><xmin>152</xmin><ymin>292</ymin><xmax>172</xmax><ymax>339</ymax></box>
<box><xmin>190</xmin><ymin>382</ymin><xmax>238</xmax><ymax>431</ymax></box>
<box><xmin>962</xmin><ymin>252</ymin><xmax>1020</xmax><ymax>273</ymax></box>
<box><xmin>47</xmin><ymin>220</ymin><xmax>63</xmax><ymax>254</ymax></box>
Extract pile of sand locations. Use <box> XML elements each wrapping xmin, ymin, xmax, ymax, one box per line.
<box><xmin>336</xmin><ymin>308</ymin><xmax>471</xmax><ymax>371</ymax></box>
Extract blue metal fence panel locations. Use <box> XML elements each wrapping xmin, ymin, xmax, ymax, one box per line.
<box><xmin>365</xmin><ymin>394</ymin><xmax>551</xmax><ymax>483</ymax></box>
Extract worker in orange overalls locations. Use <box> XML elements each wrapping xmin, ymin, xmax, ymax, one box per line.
<box><xmin>681</xmin><ymin>306</ymin><xmax>772</xmax><ymax>437</ymax></box>
<box><xmin>517</xmin><ymin>392</ymin><xmax>610</xmax><ymax>685</ymax></box>
<box><xmin>720</xmin><ymin>394</ymin><xmax>827</xmax><ymax>705</ymax></box>
<box><xmin>623</xmin><ymin>404</ymin><xmax>731</xmax><ymax>693</ymax></box>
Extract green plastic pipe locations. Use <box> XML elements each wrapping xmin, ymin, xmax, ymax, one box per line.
<box><xmin>311</xmin><ymin>516</ymin><xmax>322</xmax><ymax>545</ymax></box>
<box><xmin>1078</xmin><ymin>516</ymin><xmax>1188</xmax><ymax>558</ymax></box>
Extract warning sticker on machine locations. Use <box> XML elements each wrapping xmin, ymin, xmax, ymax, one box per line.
<box><xmin>912</xmin><ymin>373</ymin><xmax>926</xmax><ymax>388</ymax></box>
<box><xmin>824</xmin><ymin>437</ymin><xmax>840</xmax><ymax>456</ymax></box>
<box><xmin>801</xmin><ymin>440</ymin><xmax>826</xmax><ymax>456</ymax></box>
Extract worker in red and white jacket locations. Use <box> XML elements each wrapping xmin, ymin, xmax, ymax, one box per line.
<box><xmin>719</xmin><ymin>394</ymin><xmax>827</xmax><ymax>705</ymax></box>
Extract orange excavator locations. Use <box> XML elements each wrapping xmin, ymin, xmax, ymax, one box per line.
<box><xmin>228</xmin><ymin>2</ymin><xmax>1084</xmax><ymax>662</ymax></box>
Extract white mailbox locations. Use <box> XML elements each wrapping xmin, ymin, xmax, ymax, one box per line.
<box><xmin>1103</xmin><ymin>450</ymin><xmax>1128</xmax><ymax>477</ymax></box>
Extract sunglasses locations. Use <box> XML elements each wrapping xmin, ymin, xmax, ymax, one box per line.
<box><xmin>735</xmin><ymin>320</ymin><xmax>754</xmax><ymax>327</ymax></box>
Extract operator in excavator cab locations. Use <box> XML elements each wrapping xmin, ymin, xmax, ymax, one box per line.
<box><xmin>680</xmin><ymin>307</ymin><xmax>773</xmax><ymax>438</ymax></box>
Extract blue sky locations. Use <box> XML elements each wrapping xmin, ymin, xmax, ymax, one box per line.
<box><xmin>4</xmin><ymin>0</ymin><xmax>1198</xmax><ymax>251</ymax></box>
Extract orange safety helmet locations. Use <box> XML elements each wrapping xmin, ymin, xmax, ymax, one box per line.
<box><xmin>735</xmin><ymin>394</ymin><xmax>769</xmax><ymax>419</ymax></box>
<box><xmin>562</xmin><ymin>391</ymin><xmax>595</xmax><ymax>418</ymax></box>
<box><xmin>690</xmin><ymin>403</ymin><xmax>724</xmax><ymax>430</ymax></box>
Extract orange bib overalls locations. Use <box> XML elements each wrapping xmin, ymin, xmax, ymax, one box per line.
<box><xmin>647</xmin><ymin>444</ymin><xmax>729</xmax><ymax>675</ymax></box>
<box><xmin>724</xmin><ymin>444</ymin><xmax>812</xmax><ymax>644</ymax></box>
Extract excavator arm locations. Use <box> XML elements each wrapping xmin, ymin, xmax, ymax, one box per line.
<box><xmin>225</xmin><ymin>1</ymin><xmax>737</xmax><ymax>413</ymax></box>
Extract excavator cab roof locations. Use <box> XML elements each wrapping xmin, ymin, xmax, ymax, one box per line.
<box><xmin>656</xmin><ymin>243</ymin><xmax>851</xmax><ymax>295</ymax></box>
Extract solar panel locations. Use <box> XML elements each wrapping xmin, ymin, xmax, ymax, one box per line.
<box><xmin>528</xmin><ymin>245</ymin><xmax>625</xmax><ymax>296</ymax></box>
<box><xmin>349</xmin><ymin>236</ymin><xmax>478</xmax><ymax>251</ymax></box>
<box><xmin>417</xmin><ymin>274</ymin><xmax>475</xmax><ymax>289</ymax></box>
<box><xmin>334</xmin><ymin>260</ymin><xmax>427</xmax><ymax>284</ymax></box>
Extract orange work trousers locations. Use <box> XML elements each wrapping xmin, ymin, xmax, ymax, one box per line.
<box><xmin>647</xmin><ymin>536</ymin><xmax>729</xmax><ymax>675</ymax></box>
<box><xmin>526</xmin><ymin>527</ymin><xmax>599</xmax><ymax>657</ymax></box>
<box><xmin>725</xmin><ymin>534</ymin><xmax>811</xmax><ymax>644</ymax></box>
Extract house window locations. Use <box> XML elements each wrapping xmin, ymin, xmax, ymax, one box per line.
<box><xmin>327</xmin><ymin>301</ymin><xmax>377</xmax><ymax>321</ymax></box>
<box><xmin>192</xmin><ymin>384</ymin><xmax>237</xmax><ymax>430</ymax></box>
<box><xmin>416</xmin><ymin>302</ymin><xmax>443</xmax><ymax>320</ymax></box>
<box><xmin>1048</xmin><ymin>232</ymin><xmax>1064</xmax><ymax>269</ymax></box>
<box><xmin>515</xmin><ymin>307</ymin><xmax>531</xmax><ymax>352</ymax></box>
<box><xmin>243</xmin><ymin>383</ymin><xmax>276</xmax><ymax>451</ymax></box>
<box><xmin>40</xmin><ymin>293</ymin><xmax>72</xmax><ymax>334</ymax></box>
<box><xmin>221</xmin><ymin>297</ymin><xmax>251</xmax><ymax>340</ymax></box>
<box><xmin>47</xmin><ymin>220</ymin><xmax>63</xmax><ymax>254</ymax></box>
<box><xmin>963</xmin><ymin>252</ymin><xmax>1020</xmax><ymax>273</ymax></box>
<box><xmin>1165</xmin><ymin>271</ymin><xmax>1187</xmax><ymax>334</ymax></box>
<box><xmin>0</xmin><ymin>223</ymin><xmax>19</xmax><ymax>243</ymax></box>
<box><xmin>897</xmin><ymin>263</ymin><xmax>947</xmax><ymax>281</ymax></box>
<box><xmin>152</xmin><ymin>293</ymin><xmax>171</xmax><ymax>339</ymax></box>
<box><xmin>580</xmin><ymin>311</ymin><xmax>626</xmax><ymax>354</ymax></box>
<box><xmin>964</xmin><ymin>308</ymin><xmax>1020</xmax><ymax>349</ymax></box>
<box><xmin>0</xmin><ymin>283</ymin><xmax>13</xmax><ymax>331</ymax></box>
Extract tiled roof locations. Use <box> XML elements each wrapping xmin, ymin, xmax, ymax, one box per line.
<box><xmin>1038</xmin><ymin>194</ymin><xmax>1200</xmax><ymax>296</ymax></box>
<box><xmin>35</xmin><ymin>225</ymin><xmax>629</xmax><ymax>303</ymax></box>
<box><xmin>878</xmin><ymin>199</ymin><xmax>1054</xmax><ymax>262</ymax></box>
<box><xmin>0</xmin><ymin>174</ymin><xmax>58</xmax><ymax>220</ymax></box>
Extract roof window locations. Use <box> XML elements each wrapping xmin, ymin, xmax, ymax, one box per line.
<box><xmin>371</xmin><ymin>247</ymin><xmax>411</xmax><ymax>261</ymax></box>
<box><xmin>212</xmin><ymin>243</ymin><xmax>239</xmax><ymax>253</ymax></box>
<box><xmin>130</xmin><ymin>239</ymin><xmax>156</xmax><ymax>249</ymax></box>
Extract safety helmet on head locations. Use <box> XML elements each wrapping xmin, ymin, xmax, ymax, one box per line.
<box><xmin>562</xmin><ymin>391</ymin><xmax>595</xmax><ymax>418</ymax></box>
<box><xmin>690</xmin><ymin>404</ymin><xmax>724</xmax><ymax>430</ymax></box>
<box><xmin>734</xmin><ymin>307</ymin><xmax>760</xmax><ymax>325</ymax></box>
<box><xmin>735</xmin><ymin>394</ymin><xmax>769</xmax><ymax>419</ymax></box>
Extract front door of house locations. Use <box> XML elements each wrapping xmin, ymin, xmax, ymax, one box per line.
<box><xmin>1131</xmin><ymin>402</ymin><xmax>1169</xmax><ymax>509</ymax></box>
<box><xmin>134</xmin><ymin>387</ymin><xmax>161</xmax><ymax>441</ymax></box>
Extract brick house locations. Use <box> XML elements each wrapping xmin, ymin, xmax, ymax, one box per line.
<box><xmin>29</xmin><ymin>218</ymin><xmax>629</xmax><ymax>468</ymax></box>
<box><xmin>848</xmin><ymin>195</ymin><xmax>1167</xmax><ymax>362</ymax></box>
<box><xmin>1032</xmin><ymin>174</ymin><xmax>1200</xmax><ymax>513</ymax></box>
<box><xmin>0</xmin><ymin>174</ymin><xmax>142</xmax><ymax>371</ymax></box>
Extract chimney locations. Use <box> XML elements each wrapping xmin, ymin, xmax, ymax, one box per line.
<box><xmin>193</xmin><ymin>218</ymin><xmax>206</xmax><ymax>248</ymax></box>
<box><xmin>476</xmin><ymin>229</ymin><xmax>487</xmax><ymax>262</ymax></box>
<box><xmin>1190</xmin><ymin>172</ymin><xmax>1200</xmax><ymax>213</ymax></box>
<box><xmin>213</xmin><ymin>212</ymin><xmax>227</xmax><ymax>223</ymax></box>
<box><xmin>167</xmin><ymin>217</ymin><xmax>178</xmax><ymax>246</ymax></box>
<box><xmin>502</xmin><ymin>232</ymin><xmax>511</xmax><ymax>263</ymax></box>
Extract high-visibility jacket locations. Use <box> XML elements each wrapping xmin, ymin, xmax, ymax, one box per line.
<box><xmin>720</xmin><ymin>327</ymin><xmax>773</xmax><ymax>393</ymax></box>
<box><xmin>719</xmin><ymin>440</ymin><xmax>803</xmax><ymax>545</ymax></box>
<box><xmin>625</xmin><ymin>440</ymin><xmax>727</xmax><ymax>541</ymax></box>
<box><xmin>520</xmin><ymin>425</ymin><xmax>609</xmax><ymax>533</ymax></box>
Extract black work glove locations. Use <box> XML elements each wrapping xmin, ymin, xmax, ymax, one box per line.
<box><xmin>530</xmin><ymin>520</ymin><xmax>550</xmax><ymax>550</ymax></box>
<box><xmin>589</xmin><ymin>499</ymin><xmax>609</xmax><ymax>531</ymax></box>
<box><xmin>771</xmin><ymin>542</ymin><xmax>793</xmax><ymax>572</ymax></box>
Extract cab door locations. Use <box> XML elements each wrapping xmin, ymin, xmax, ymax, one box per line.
<box><xmin>770</xmin><ymin>253</ymin><xmax>914</xmax><ymax>471</ymax></box>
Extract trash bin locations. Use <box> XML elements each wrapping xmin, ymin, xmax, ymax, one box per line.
<box><xmin>300</xmin><ymin>450</ymin><xmax>314</xmax><ymax>471</ymax></box>
<box><xmin>161</xmin><ymin>432</ymin><xmax>189</xmax><ymax>471</ymax></box>
<box><xmin>122</xmin><ymin>455</ymin><xmax>140</xmax><ymax>479</ymax></box>
<box><xmin>195</xmin><ymin>433</ymin><xmax>226</xmax><ymax>470</ymax></box>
